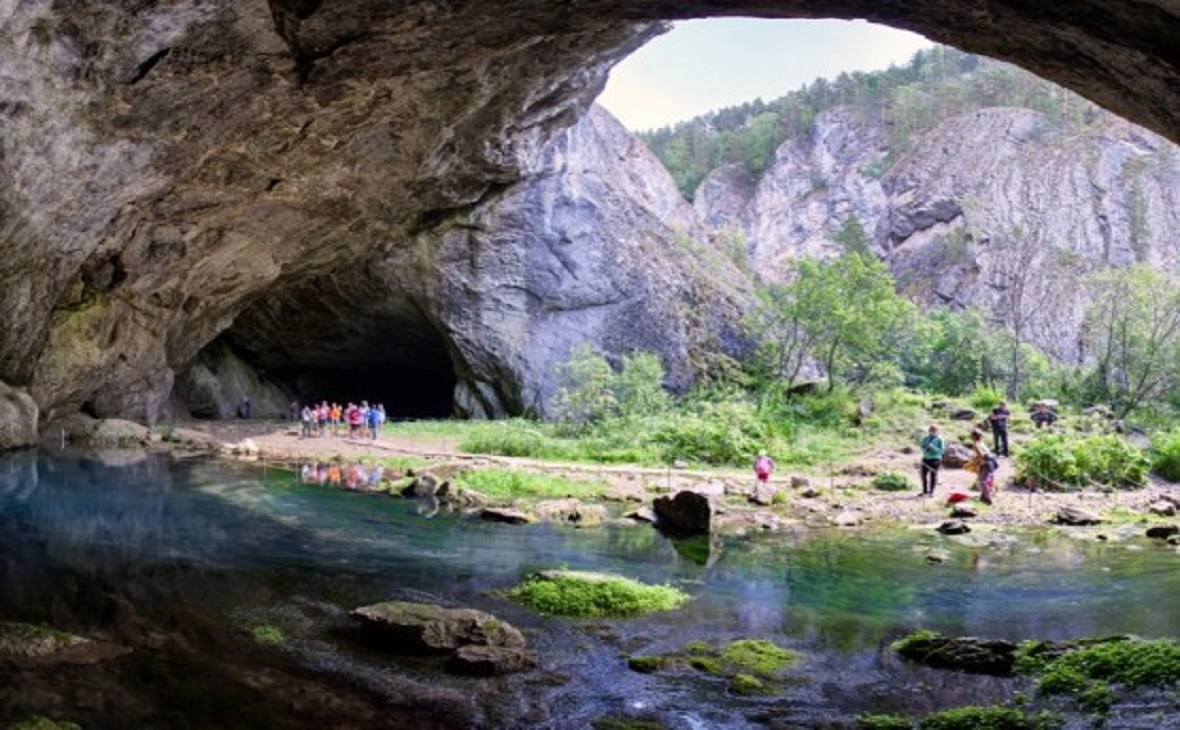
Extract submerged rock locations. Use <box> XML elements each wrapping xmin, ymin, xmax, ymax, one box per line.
<box><xmin>893</xmin><ymin>631</ymin><xmax>1018</xmax><ymax>675</ymax></box>
<box><xmin>0</xmin><ymin>622</ymin><xmax>129</xmax><ymax>666</ymax></box>
<box><xmin>444</xmin><ymin>645</ymin><xmax>537</xmax><ymax>676</ymax></box>
<box><xmin>351</xmin><ymin>601</ymin><xmax>525</xmax><ymax>654</ymax></box>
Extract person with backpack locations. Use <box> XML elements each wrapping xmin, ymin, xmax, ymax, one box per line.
<box><xmin>753</xmin><ymin>452</ymin><xmax>775</xmax><ymax>487</ymax></box>
<box><xmin>969</xmin><ymin>429</ymin><xmax>998</xmax><ymax>505</ymax></box>
<box><xmin>919</xmin><ymin>424</ymin><xmax>944</xmax><ymax>497</ymax></box>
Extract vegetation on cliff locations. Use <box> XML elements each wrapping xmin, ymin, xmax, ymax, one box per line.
<box><xmin>640</xmin><ymin>47</ymin><xmax>1102</xmax><ymax>200</ymax></box>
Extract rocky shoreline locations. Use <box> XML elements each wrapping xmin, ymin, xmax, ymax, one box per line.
<box><xmin>74</xmin><ymin>416</ymin><xmax>1180</xmax><ymax>539</ymax></box>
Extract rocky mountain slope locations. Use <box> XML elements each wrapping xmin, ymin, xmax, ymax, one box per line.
<box><xmin>1</xmin><ymin>0</ymin><xmax>1178</xmax><ymax>450</ymax></box>
<box><xmin>695</xmin><ymin>105</ymin><xmax>1180</xmax><ymax>360</ymax></box>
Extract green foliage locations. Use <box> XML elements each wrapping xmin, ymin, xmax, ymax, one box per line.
<box><xmin>890</xmin><ymin>629</ymin><xmax>940</xmax><ymax>654</ymax></box>
<box><xmin>551</xmin><ymin>345</ymin><xmax>670</xmax><ymax>432</ymax></box>
<box><xmin>872</xmin><ymin>471</ymin><xmax>913</xmax><ymax>492</ymax></box>
<box><xmin>969</xmin><ymin>386</ymin><xmax>1003</xmax><ymax>411</ymax></box>
<box><xmin>856</xmin><ymin>714</ymin><xmax>913</xmax><ymax>730</ymax></box>
<box><xmin>614</xmin><ymin>352</ymin><xmax>671</xmax><ymax>418</ymax></box>
<box><xmin>918</xmin><ymin>706</ymin><xmax>1063</xmax><ymax>730</ymax></box>
<box><xmin>504</xmin><ymin>573</ymin><xmax>690</xmax><ymax>618</ymax></box>
<box><xmin>650</xmin><ymin>400</ymin><xmax>766</xmax><ymax>465</ymax></box>
<box><xmin>552</xmin><ymin>343</ymin><xmax>617</xmax><ymax>430</ymax></box>
<box><xmin>638</xmin><ymin>48</ymin><xmax>1106</xmax><ymax>201</ymax></box>
<box><xmin>1016</xmin><ymin>433</ymin><xmax>1148</xmax><ymax>491</ymax></box>
<box><xmin>746</xmin><ymin>253</ymin><xmax>916</xmax><ymax>393</ymax></box>
<box><xmin>454</xmin><ymin>469</ymin><xmax>605</xmax><ymax>500</ymax></box>
<box><xmin>1082</xmin><ymin>265</ymin><xmax>1180</xmax><ymax>419</ymax></box>
<box><xmin>1149</xmin><ymin>428</ymin><xmax>1180</xmax><ymax>481</ymax></box>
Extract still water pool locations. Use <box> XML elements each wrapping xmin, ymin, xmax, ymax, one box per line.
<box><xmin>1</xmin><ymin>450</ymin><xmax>1177</xmax><ymax>728</ymax></box>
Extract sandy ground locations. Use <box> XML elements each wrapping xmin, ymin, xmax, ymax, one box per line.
<box><xmin>185</xmin><ymin>419</ymin><xmax>1180</xmax><ymax>530</ymax></box>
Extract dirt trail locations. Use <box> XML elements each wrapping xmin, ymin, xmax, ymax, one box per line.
<box><xmin>191</xmin><ymin>420</ymin><xmax>1178</xmax><ymax>529</ymax></box>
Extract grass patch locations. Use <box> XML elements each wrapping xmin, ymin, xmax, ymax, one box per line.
<box><xmin>503</xmin><ymin>571</ymin><xmax>690</xmax><ymax>618</ymax></box>
<box><xmin>454</xmin><ymin>469</ymin><xmax>607</xmax><ymax>500</ymax></box>
<box><xmin>872</xmin><ymin>471</ymin><xmax>913</xmax><ymax>492</ymax></box>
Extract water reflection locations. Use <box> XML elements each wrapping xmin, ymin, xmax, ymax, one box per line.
<box><xmin>0</xmin><ymin>450</ymin><xmax>1177</xmax><ymax>728</ymax></box>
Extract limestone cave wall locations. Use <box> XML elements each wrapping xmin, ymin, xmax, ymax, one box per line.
<box><xmin>0</xmin><ymin>0</ymin><xmax>1177</xmax><ymax>448</ymax></box>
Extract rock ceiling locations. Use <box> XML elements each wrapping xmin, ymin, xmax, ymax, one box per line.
<box><xmin>0</xmin><ymin>0</ymin><xmax>1176</xmax><ymax>445</ymax></box>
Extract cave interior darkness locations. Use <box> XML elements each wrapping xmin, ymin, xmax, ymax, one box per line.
<box><xmin>215</xmin><ymin>279</ymin><xmax>460</xmax><ymax>420</ymax></box>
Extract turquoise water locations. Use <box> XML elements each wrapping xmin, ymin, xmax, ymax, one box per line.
<box><xmin>1</xmin><ymin>450</ymin><xmax>1177</xmax><ymax>728</ymax></box>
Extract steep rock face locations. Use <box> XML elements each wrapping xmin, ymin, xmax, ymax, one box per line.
<box><xmin>697</xmin><ymin>107</ymin><xmax>1180</xmax><ymax>356</ymax></box>
<box><xmin>0</xmin><ymin>0</ymin><xmax>1178</xmax><ymax>441</ymax></box>
<box><xmin>410</xmin><ymin>106</ymin><xmax>752</xmax><ymax>416</ymax></box>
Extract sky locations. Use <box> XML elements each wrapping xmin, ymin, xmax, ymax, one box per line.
<box><xmin>597</xmin><ymin>18</ymin><xmax>934</xmax><ymax>131</ymax></box>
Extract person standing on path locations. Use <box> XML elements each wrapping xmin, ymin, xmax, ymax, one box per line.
<box><xmin>989</xmin><ymin>401</ymin><xmax>1011</xmax><ymax>457</ymax></box>
<box><xmin>969</xmin><ymin>429</ymin><xmax>997</xmax><ymax>505</ymax></box>
<box><xmin>919</xmin><ymin>424</ymin><xmax>944</xmax><ymax>497</ymax></box>
<box><xmin>753</xmin><ymin>452</ymin><xmax>775</xmax><ymax>487</ymax></box>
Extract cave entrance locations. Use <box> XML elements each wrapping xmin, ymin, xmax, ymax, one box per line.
<box><xmin>279</xmin><ymin>338</ymin><xmax>457</xmax><ymax>420</ymax></box>
<box><xmin>220</xmin><ymin>278</ymin><xmax>460</xmax><ymax>421</ymax></box>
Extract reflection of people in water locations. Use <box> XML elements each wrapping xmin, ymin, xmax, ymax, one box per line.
<box><xmin>367</xmin><ymin>465</ymin><xmax>384</xmax><ymax>489</ymax></box>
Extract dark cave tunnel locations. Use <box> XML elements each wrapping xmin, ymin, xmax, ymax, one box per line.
<box><xmin>282</xmin><ymin>350</ymin><xmax>459</xmax><ymax>420</ymax></box>
<box><xmin>206</xmin><ymin>285</ymin><xmax>464</xmax><ymax>421</ymax></box>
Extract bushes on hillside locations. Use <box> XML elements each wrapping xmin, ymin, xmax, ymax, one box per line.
<box><xmin>1017</xmin><ymin>434</ymin><xmax>1148</xmax><ymax>491</ymax></box>
<box><xmin>1149</xmin><ymin>429</ymin><xmax>1180</xmax><ymax>482</ymax></box>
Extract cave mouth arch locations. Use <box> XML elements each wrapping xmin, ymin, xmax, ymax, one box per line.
<box><xmin>215</xmin><ymin>275</ymin><xmax>460</xmax><ymax>421</ymax></box>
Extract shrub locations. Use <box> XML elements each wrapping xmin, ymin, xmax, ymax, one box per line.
<box><xmin>969</xmin><ymin>386</ymin><xmax>1003</xmax><ymax>411</ymax></box>
<box><xmin>650</xmin><ymin>400</ymin><xmax>765</xmax><ymax>466</ymax></box>
<box><xmin>855</xmin><ymin>714</ymin><xmax>913</xmax><ymax>730</ymax></box>
<box><xmin>1017</xmin><ymin>433</ymin><xmax>1148</xmax><ymax>490</ymax></box>
<box><xmin>873</xmin><ymin>471</ymin><xmax>913</xmax><ymax>492</ymax></box>
<box><xmin>1150</xmin><ymin>428</ymin><xmax>1180</xmax><ymax>482</ymax></box>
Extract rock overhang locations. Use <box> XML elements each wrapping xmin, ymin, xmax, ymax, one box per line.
<box><xmin>0</xmin><ymin>0</ymin><xmax>1176</xmax><ymax>443</ymax></box>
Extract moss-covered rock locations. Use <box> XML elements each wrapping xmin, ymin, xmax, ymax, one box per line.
<box><xmin>502</xmin><ymin>570</ymin><xmax>689</xmax><ymax>618</ymax></box>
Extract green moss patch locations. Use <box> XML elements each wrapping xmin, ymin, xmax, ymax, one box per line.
<box><xmin>1015</xmin><ymin>636</ymin><xmax>1180</xmax><ymax>713</ymax></box>
<box><xmin>919</xmin><ymin>705</ymin><xmax>1063</xmax><ymax>729</ymax></box>
<box><xmin>503</xmin><ymin>570</ymin><xmax>689</xmax><ymax>618</ymax></box>
<box><xmin>248</xmin><ymin>624</ymin><xmax>284</xmax><ymax>645</ymax></box>
<box><xmin>629</xmin><ymin>638</ymin><xmax>797</xmax><ymax>696</ymax></box>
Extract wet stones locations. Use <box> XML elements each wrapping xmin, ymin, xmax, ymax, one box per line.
<box><xmin>892</xmin><ymin>631</ymin><xmax>1019</xmax><ymax>676</ymax></box>
<box><xmin>351</xmin><ymin>601</ymin><xmax>536</xmax><ymax>675</ymax></box>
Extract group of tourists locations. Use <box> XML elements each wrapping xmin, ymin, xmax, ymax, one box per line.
<box><xmin>752</xmin><ymin>400</ymin><xmax>1039</xmax><ymax>506</ymax></box>
<box><xmin>920</xmin><ymin>401</ymin><xmax>1013</xmax><ymax>504</ymax></box>
<box><xmin>298</xmin><ymin>401</ymin><xmax>387</xmax><ymax>439</ymax></box>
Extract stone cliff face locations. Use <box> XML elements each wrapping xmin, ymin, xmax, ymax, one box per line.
<box><xmin>696</xmin><ymin>106</ymin><xmax>1180</xmax><ymax>359</ymax></box>
<box><xmin>0</xmin><ymin>0</ymin><xmax>1178</xmax><ymax>449</ymax></box>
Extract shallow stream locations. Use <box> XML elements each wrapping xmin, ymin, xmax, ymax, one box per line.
<box><xmin>1</xmin><ymin>450</ymin><xmax>1177</xmax><ymax>728</ymax></box>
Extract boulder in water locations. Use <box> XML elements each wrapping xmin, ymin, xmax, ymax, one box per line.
<box><xmin>351</xmin><ymin>601</ymin><xmax>525</xmax><ymax>654</ymax></box>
